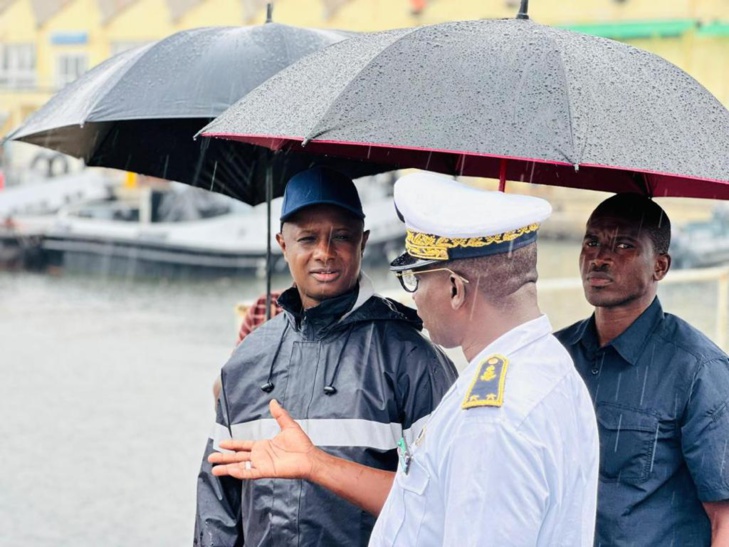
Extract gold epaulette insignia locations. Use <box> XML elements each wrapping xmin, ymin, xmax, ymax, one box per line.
<box><xmin>461</xmin><ymin>355</ymin><xmax>509</xmax><ymax>409</ymax></box>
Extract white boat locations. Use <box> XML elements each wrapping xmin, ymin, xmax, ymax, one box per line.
<box><xmin>40</xmin><ymin>178</ymin><xmax>405</xmax><ymax>278</ymax></box>
<box><xmin>0</xmin><ymin>170</ymin><xmax>115</xmax><ymax>219</ymax></box>
<box><xmin>0</xmin><ymin>170</ymin><xmax>117</xmax><ymax>270</ymax></box>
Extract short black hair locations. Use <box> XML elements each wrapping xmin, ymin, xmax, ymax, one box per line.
<box><xmin>453</xmin><ymin>243</ymin><xmax>538</xmax><ymax>306</ymax></box>
<box><xmin>590</xmin><ymin>193</ymin><xmax>671</xmax><ymax>254</ymax></box>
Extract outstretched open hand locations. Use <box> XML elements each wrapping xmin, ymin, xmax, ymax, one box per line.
<box><xmin>208</xmin><ymin>399</ymin><xmax>317</xmax><ymax>481</ymax></box>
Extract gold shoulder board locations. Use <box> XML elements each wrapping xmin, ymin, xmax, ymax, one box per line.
<box><xmin>461</xmin><ymin>354</ymin><xmax>509</xmax><ymax>409</ymax></box>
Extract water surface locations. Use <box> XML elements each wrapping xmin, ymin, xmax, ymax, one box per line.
<box><xmin>0</xmin><ymin>241</ymin><xmax>724</xmax><ymax>546</ymax></box>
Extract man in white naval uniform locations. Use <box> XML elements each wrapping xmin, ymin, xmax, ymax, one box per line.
<box><xmin>208</xmin><ymin>172</ymin><xmax>600</xmax><ymax>546</ymax></box>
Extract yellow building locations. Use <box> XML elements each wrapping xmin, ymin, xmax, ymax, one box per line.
<box><xmin>0</xmin><ymin>0</ymin><xmax>728</xmax><ymax>138</ymax></box>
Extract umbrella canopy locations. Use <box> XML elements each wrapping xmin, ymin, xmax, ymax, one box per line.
<box><xmin>6</xmin><ymin>23</ymin><xmax>389</xmax><ymax>205</ymax></box>
<box><xmin>202</xmin><ymin>18</ymin><xmax>729</xmax><ymax>200</ymax></box>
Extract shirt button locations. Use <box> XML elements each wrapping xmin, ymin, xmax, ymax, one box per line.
<box><xmin>591</xmin><ymin>368</ymin><xmax>599</xmax><ymax>375</ymax></box>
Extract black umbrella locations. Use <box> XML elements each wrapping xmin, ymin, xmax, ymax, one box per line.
<box><xmin>5</xmin><ymin>17</ymin><xmax>386</xmax><ymax>205</ymax></box>
<box><xmin>6</xmin><ymin>12</ymin><xmax>398</xmax><ymax>313</ymax></box>
<box><xmin>201</xmin><ymin>8</ymin><xmax>729</xmax><ymax>200</ymax></box>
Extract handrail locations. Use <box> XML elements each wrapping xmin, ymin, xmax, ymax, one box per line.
<box><xmin>381</xmin><ymin>266</ymin><xmax>729</xmax><ymax>351</ymax></box>
<box><xmin>538</xmin><ymin>266</ymin><xmax>729</xmax><ymax>350</ymax></box>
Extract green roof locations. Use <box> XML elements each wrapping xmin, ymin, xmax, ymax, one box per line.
<box><xmin>697</xmin><ymin>21</ymin><xmax>729</xmax><ymax>37</ymax></box>
<box><xmin>561</xmin><ymin>19</ymin><xmax>697</xmax><ymax>40</ymax></box>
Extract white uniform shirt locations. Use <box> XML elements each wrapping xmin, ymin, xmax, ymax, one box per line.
<box><xmin>370</xmin><ymin>315</ymin><xmax>599</xmax><ymax>546</ymax></box>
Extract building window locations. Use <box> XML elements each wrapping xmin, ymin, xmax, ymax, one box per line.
<box><xmin>55</xmin><ymin>53</ymin><xmax>88</xmax><ymax>89</ymax></box>
<box><xmin>0</xmin><ymin>44</ymin><xmax>37</xmax><ymax>89</ymax></box>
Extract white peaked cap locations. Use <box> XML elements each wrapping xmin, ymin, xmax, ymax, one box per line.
<box><xmin>390</xmin><ymin>172</ymin><xmax>552</xmax><ymax>271</ymax></box>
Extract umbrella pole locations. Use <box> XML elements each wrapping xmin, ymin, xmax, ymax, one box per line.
<box><xmin>499</xmin><ymin>158</ymin><xmax>507</xmax><ymax>192</ymax></box>
<box><xmin>516</xmin><ymin>0</ymin><xmax>529</xmax><ymax>20</ymax></box>
<box><xmin>265</xmin><ymin>163</ymin><xmax>273</xmax><ymax>320</ymax></box>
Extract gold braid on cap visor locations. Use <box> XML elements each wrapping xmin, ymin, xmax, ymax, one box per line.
<box><xmin>405</xmin><ymin>224</ymin><xmax>541</xmax><ymax>260</ymax></box>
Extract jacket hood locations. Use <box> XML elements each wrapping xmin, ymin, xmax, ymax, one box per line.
<box><xmin>346</xmin><ymin>291</ymin><xmax>423</xmax><ymax>330</ymax></box>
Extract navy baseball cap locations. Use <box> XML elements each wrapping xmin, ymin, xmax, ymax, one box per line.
<box><xmin>280</xmin><ymin>167</ymin><xmax>365</xmax><ymax>222</ymax></box>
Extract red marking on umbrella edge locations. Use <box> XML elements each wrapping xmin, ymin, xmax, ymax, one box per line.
<box><xmin>202</xmin><ymin>131</ymin><xmax>729</xmax><ymax>186</ymax></box>
<box><xmin>202</xmin><ymin>131</ymin><xmax>578</xmax><ymax>167</ymax></box>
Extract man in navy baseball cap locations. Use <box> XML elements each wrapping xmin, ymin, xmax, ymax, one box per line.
<box><xmin>195</xmin><ymin>167</ymin><xmax>457</xmax><ymax>547</ymax></box>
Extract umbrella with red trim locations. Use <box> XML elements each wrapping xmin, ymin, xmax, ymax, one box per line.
<box><xmin>201</xmin><ymin>7</ymin><xmax>729</xmax><ymax>199</ymax></box>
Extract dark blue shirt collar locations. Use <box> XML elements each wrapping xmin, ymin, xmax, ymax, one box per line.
<box><xmin>567</xmin><ymin>297</ymin><xmax>664</xmax><ymax>366</ymax></box>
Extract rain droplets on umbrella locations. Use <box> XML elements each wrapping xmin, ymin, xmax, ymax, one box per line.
<box><xmin>202</xmin><ymin>15</ymin><xmax>729</xmax><ymax>200</ymax></box>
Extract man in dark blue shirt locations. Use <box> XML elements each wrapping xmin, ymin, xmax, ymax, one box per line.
<box><xmin>556</xmin><ymin>193</ymin><xmax>729</xmax><ymax>546</ymax></box>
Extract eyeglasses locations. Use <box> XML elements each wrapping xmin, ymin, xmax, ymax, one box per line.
<box><xmin>394</xmin><ymin>268</ymin><xmax>470</xmax><ymax>293</ymax></box>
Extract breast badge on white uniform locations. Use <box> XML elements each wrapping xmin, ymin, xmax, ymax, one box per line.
<box><xmin>397</xmin><ymin>436</ymin><xmax>412</xmax><ymax>474</ymax></box>
<box><xmin>462</xmin><ymin>355</ymin><xmax>509</xmax><ymax>409</ymax></box>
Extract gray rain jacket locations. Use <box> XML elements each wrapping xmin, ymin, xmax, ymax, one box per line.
<box><xmin>194</xmin><ymin>276</ymin><xmax>457</xmax><ymax>546</ymax></box>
